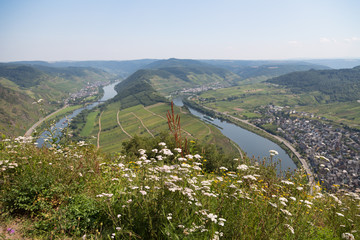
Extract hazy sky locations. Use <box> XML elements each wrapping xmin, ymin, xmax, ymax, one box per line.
<box><xmin>1</xmin><ymin>0</ymin><xmax>359</xmax><ymax>61</ymax></box>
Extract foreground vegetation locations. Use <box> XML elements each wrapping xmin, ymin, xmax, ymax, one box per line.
<box><xmin>1</xmin><ymin>132</ymin><xmax>359</xmax><ymax>239</ymax></box>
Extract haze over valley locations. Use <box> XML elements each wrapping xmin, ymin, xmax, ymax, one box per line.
<box><xmin>1</xmin><ymin>1</ymin><xmax>360</xmax><ymax>239</ymax></box>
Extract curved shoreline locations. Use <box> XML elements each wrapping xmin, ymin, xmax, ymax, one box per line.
<box><xmin>185</xmin><ymin>100</ymin><xmax>315</xmax><ymax>191</ymax></box>
<box><xmin>24</xmin><ymin>105</ymin><xmax>69</xmax><ymax>137</ymax></box>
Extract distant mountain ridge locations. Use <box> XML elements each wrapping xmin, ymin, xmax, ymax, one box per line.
<box><xmin>144</xmin><ymin>58</ymin><xmax>241</xmax><ymax>93</ymax></box>
<box><xmin>10</xmin><ymin>59</ymin><xmax>157</xmax><ymax>77</ymax></box>
<box><xmin>202</xmin><ymin>60</ymin><xmax>330</xmax><ymax>79</ymax></box>
<box><xmin>267</xmin><ymin>65</ymin><xmax>360</xmax><ymax>102</ymax></box>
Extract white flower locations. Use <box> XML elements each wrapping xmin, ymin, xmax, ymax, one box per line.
<box><xmin>284</xmin><ymin>224</ymin><xmax>294</xmax><ymax>234</ymax></box>
<box><xmin>280</xmin><ymin>209</ymin><xmax>292</xmax><ymax>216</ymax></box>
<box><xmin>243</xmin><ymin>175</ymin><xmax>257</xmax><ymax>181</ymax></box>
<box><xmin>159</xmin><ymin>142</ymin><xmax>166</xmax><ymax>147</ymax></box>
<box><xmin>279</xmin><ymin>197</ymin><xmax>288</xmax><ymax>202</ymax></box>
<box><xmin>152</xmin><ymin>149</ymin><xmax>158</xmax><ymax>153</ymax></box>
<box><xmin>174</xmin><ymin>148</ymin><xmax>182</xmax><ymax>153</ymax></box>
<box><xmin>281</xmin><ymin>180</ymin><xmax>294</xmax><ymax>185</ymax></box>
<box><xmin>269</xmin><ymin>150</ymin><xmax>279</xmax><ymax>156</ymax></box>
<box><xmin>342</xmin><ymin>232</ymin><xmax>355</xmax><ymax>240</ymax></box>
<box><xmin>237</xmin><ymin>164</ymin><xmax>249</xmax><ymax>171</ymax></box>
<box><xmin>269</xmin><ymin>202</ymin><xmax>277</xmax><ymax>208</ymax></box>
<box><xmin>336</xmin><ymin>212</ymin><xmax>344</xmax><ymax>217</ymax></box>
<box><xmin>296</xmin><ymin>186</ymin><xmax>303</xmax><ymax>191</ymax></box>
<box><xmin>207</xmin><ymin>213</ymin><xmax>218</xmax><ymax>223</ymax></box>
<box><xmin>194</xmin><ymin>154</ymin><xmax>201</xmax><ymax>159</ymax></box>
<box><xmin>219</xmin><ymin>166</ymin><xmax>228</xmax><ymax>171</ymax></box>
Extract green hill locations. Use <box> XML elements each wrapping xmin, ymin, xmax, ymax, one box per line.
<box><xmin>203</xmin><ymin>60</ymin><xmax>329</xmax><ymax>80</ymax></box>
<box><xmin>0</xmin><ymin>64</ymin><xmax>114</xmax><ymax>136</ymax></box>
<box><xmin>111</xmin><ymin>70</ymin><xmax>167</xmax><ymax>109</ymax></box>
<box><xmin>12</xmin><ymin>59</ymin><xmax>157</xmax><ymax>77</ymax></box>
<box><xmin>267</xmin><ymin>66</ymin><xmax>360</xmax><ymax>102</ymax></box>
<box><xmin>131</xmin><ymin>58</ymin><xmax>241</xmax><ymax>94</ymax></box>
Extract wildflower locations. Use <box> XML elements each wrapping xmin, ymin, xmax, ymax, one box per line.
<box><xmin>269</xmin><ymin>150</ymin><xmax>278</xmax><ymax>156</ymax></box>
<box><xmin>178</xmin><ymin>225</ymin><xmax>185</xmax><ymax>228</ymax></box>
<box><xmin>289</xmin><ymin>197</ymin><xmax>296</xmax><ymax>201</ymax></box>
<box><xmin>139</xmin><ymin>190</ymin><xmax>147</xmax><ymax>195</ymax></box>
<box><xmin>117</xmin><ymin>214</ymin><xmax>121</xmax><ymax>218</ymax></box>
<box><xmin>280</xmin><ymin>209</ymin><xmax>292</xmax><ymax>216</ymax></box>
<box><xmin>174</xmin><ymin>148</ymin><xmax>182</xmax><ymax>153</ymax></box>
<box><xmin>207</xmin><ymin>213</ymin><xmax>218</xmax><ymax>223</ymax></box>
<box><xmin>237</xmin><ymin>164</ymin><xmax>249</xmax><ymax>171</ymax></box>
<box><xmin>219</xmin><ymin>166</ymin><xmax>228</xmax><ymax>171</ymax></box>
<box><xmin>281</xmin><ymin>180</ymin><xmax>294</xmax><ymax>185</ymax></box>
<box><xmin>279</xmin><ymin>197</ymin><xmax>288</xmax><ymax>202</ymax></box>
<box><xmin>7</xmin><ymin>228</ymin><xmax>15</xmax><ymax>235</ymax></box>
<box><xmin>178</xmin><ymin>157</ymin><xmax>187</xmax><ymax>161</ymax></box>
<box><xmin>37</xmin><ymin>98</ymin><xmax>44</xmax><ymax>103</ymax></box>
<box><xmin>342</xmin><ymin>233</ymin><xmax>355</xmax><ymax>240</ymax></box>
<box><xmin>284</xmin><ymin>224</ymin><xmax>294</xmax><ymax>234</ymax></box>
<box><xmin>152</xmin><ymin>149</ymin><xmax>158</xmax><ymax>153</ymax></box>
<box><xmin>159</xmin><ymin>142</ymin><xmax>166</xmax><ymax>147</ymax></box>
<box><xmin>296</xmin><ymin>186</ymin><xmax>304</xmax><ymax>191</ymax></box>
<box><xmin>243</xmin><ymin>175</ymin><xmax>257</xmax><ymax>181</ymax></box>
<box><xmin>116</xmin><ymin>227</ymin><xmax>121</xmax><ymax>231</ymax></box>
<box><xmin>160</xmin><ymin>148</ymin><xmax>173</xmax><ymax>156</ymax></box>
<box><xmin>194</xmin><ymin>154</ymin><xmax>201</xmax><ymax>159</ymax></box>
<box><xmin>269</xmin><ymin>202</ymin><xmax>277</xmax><ymax>208</ymax></box>
<box><xmin>336</xmin><ymin>212</ymin><xmax>344</xmax><ymax>217</ymax></box>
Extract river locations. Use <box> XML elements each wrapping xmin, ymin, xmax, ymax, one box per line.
<box><xmin>36</xmin><ymin>81</ymin><xmax>120</xmax><ymax>147</ymax></box>
<box><xmin>36</xmin><ymin>83</ymin><xmax>297</xmax><ymax>173</ymax></box>
<box><xmin>172</xmin><ymin>98</ymin><xmax>297</xmax><ymax>172</ymax></box>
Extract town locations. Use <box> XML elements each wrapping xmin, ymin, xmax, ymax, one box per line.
<box><xmin>252</xmin><ymin>105</ymin><xmax>360</xmax><ymax>192</ymax></box>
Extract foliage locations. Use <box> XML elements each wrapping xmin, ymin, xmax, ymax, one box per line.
<box><xmin>267</xmin><ymin>66</ymin><xmax>360</xmax><ymax>102</ymax></box>
<box><xmin>0</xmin><ymin>136</ymin><xmax>359</xmax><ymax>239</ymax></box>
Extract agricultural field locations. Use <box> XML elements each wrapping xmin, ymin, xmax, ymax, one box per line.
<box><xmin>78</xmin><ymin>101</ymin><xmax>239</xmax><ymax>154</ymax></box>
<box><xmin>197</xmin><ymin>83</ymin><xmax>360</xmax><ymax>128</ymax></box>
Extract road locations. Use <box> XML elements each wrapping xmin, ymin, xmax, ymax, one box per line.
<box><xmin>24</xmin><ymin>105</ymin><xmax>69</xmax><ymax>137</ymax></box>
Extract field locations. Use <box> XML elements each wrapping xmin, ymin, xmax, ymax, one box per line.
<box><xmin>197</xmin><ymin>83</ymin><xmax>360</xmax><ymax>128</ymax></box>
<box><xmin>79</xmin><ymin>101</ymin><xmax>240</xmax><ymax>154</ymax></box>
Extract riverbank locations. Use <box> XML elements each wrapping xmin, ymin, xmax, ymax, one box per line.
<box><xmin>183</xmin><ymin>98</ymin><xmax>315</xmax><ymax>191</ymax></box>
<box><xmin>24</xmin><ymin>105</ymin><xmax>69</xmax><ymax>137</ymax></box>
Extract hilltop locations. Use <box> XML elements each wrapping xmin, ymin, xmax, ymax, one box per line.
<box><xmin>267</xmin><ymin>65</ymin><xmax>360</xmax><ymax>102</ymax></box>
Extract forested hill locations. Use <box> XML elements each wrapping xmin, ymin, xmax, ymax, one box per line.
<box><xmin>111</xmin><ymin>69</ymin><xmax>166</xmax><ymax>109</ymax></box>
<box><xmin>267</xmin><ymin>66</ymin><xmax>360</xmax><ymax>102</ymax></box>
<box><xmin>202</xmin><ymin>60</ymin><xmax>329</xmax><ymax>79</ymax></box>
<box><xmin>144</xmin><ymin>58</ymin><xmax>240</xmax><ymax>83</ymax></box>
<box><xmin>0</xmin><ymin>64</ymin><xmax>114</xmax><ymax>136</ymax></box>
<box><xmin>11</xmin><ymin>59</ymin><xmax>157</xmax><ymax>77</ymax></box>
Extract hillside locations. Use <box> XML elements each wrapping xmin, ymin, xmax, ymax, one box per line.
<box><xmin>267</xmin><ymin>66</ymin><xmax>360</xmax><ymax>102</ymax></box>
<box><xmin>203</xmin><ymin>60</ymin><xmax>329</xmax><ymax>80</ymax></box>
<box><xmin>11</xmin><ymin>59</ymin><xmax>157</xmax><ymax>77</ymax></box>
<box><xmin>111</xmin><ymin>70</ymin><xmax>167</xmax><ymax>109</ymax></box>
<box><xmin>130</xmin><ymin>58</ymin><xmax>242</xmax><ymax>94</ymax></box>
<box><xmin>69</xmin><ymin>59</ymin><xmax>242</xmax><ymax>154</ymax></box>
<box><xmin>0</xmin><ymin>64</ymin><xmax>114</xmax><ymax>136</ymax></box>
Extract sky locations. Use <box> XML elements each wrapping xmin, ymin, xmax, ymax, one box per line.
<box><xmin>0</xmin><ymin>0</ymin><xmax>359</xmax><ymax>62</ymax></box>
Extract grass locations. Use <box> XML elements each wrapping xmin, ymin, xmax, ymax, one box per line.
<box><xmin>197</xmin><ymin>83</ymin><xmax>360</xmax><ymax>128</ymax></box>
<box><xmin>80</xmin><ymin>110</ymin><xmax>99</xmax><ymax>137</ymax></box>
<box><xmin>0</xmin><ymin>136</ymin><xmax>359</xmax><ymax>239</ymax></box>
<box><xmin>78</xmin><ymin>102</ymin><xmax>238</xmax><ymax>155</ymax></box>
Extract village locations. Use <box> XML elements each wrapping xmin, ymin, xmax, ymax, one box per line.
<box><xmin>65</xmin><ymin>80</ymin><xmax>110</xmax><ymax>105</ymax></box>
<box><xmin>252</xmin><ymin>105</ymin><xmax>360</xmax><ymax>192</ymax></box>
